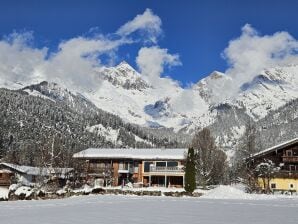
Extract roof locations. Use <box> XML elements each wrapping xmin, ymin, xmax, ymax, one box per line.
<box><xmin>73</xmin><ymin>148</ymin><xmax>188</xmax><ymax>160</ymax></box>
<box><xmin>248</xmin><ymin>137</ymin><xmax>298</xmax><ymax>159</ymax></box>
<box><xmin>0</xmin><ymin>163</ymin><xmax>73</xmax><ymax>177</ymax></box>
<box><xmin>0</xmin><ymin>169</ymin><xmax>13</xmax><ymax>174</ymax></box>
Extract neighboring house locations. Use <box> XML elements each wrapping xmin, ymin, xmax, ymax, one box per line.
<box><xmin>0</xmin><ymin>162</ymin><xmax>73</xmax><ymax>187</ymax></box>
<box><xmin>0</xmin><ymin>169</ymin><xmax>13</xmax><ymax>187</ymax></box>
<box><xmin>73</xmin><ymin>148</ymin><xmax>188</xmax><ymax>188</ymax></box>
<box><xmin>247</xmin><ymin>137</ymin><xmax>298</xmax><ymax>192</ymax></box>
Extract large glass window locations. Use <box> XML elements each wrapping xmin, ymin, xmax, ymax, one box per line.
<box><xmin>119</xmin><ymin>162</ymin><xmax>129</xmax><ymax>170</ymax></box>
<box><xmin>156</xmin><ymin>162</ymin><xmax>166</xmax><ymax>167</ymax></box>
<box><xmin>134</xmin><ymin>162</ymin><xmax>139</xmax><ymax>173</ymax></box>
<box><xmin>167</xmin><ymin>161</ymin><xmax>178</xmax><ymax>167</ymax></box>
<box><xmin>144</xmin><ymin>162</ymin><xmax>153</xmax><ymax>172</ymax></box>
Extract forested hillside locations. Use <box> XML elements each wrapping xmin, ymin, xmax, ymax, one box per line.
<box><xmin>0</xmin><ymin>87</ymin><xmax>186</xmax><ymax>167</ymax></box>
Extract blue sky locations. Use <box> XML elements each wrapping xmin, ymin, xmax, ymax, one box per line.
<box><xmin>0</xmin><ymin>0</ymin><xmax>298</xmax><ymax>86</ymax></box>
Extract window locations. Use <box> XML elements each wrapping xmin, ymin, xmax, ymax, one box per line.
<box><xmin>119</xmin><ymin>162</ymin><xmax>129</xmax><ymax>170</ymax></box>
<box><xmin>290</xmin><ymin>165</ymin><xmax>296</xmax><ymax>171</ymax></box>
<box><xmin>134</xmin><ymin>162</ymin><xmax>139</xmax><ymax>173</ymax></box>
<box><xmin>286</xmin><ymin>150</ymin><xmax>293</xmax><ymax>156</ymax></box>
<box><xmin>167</xmin><ymin>161</ymin><xmax>178</xmax><ymax>167</ymax></box>
<box><xmin>156</xmin><ymin>162</ymin><xmax>166</xmax><ymax>167</ymax></box>
<box><xmin>271</xmin><ymin>183</ymin><xmax>276</xmax><ymax>189</ymax></box>
<box><xmin>289</xmin><ymin>184</ymin><xmax>294</xmax><ymax>189</ymax></box>
<box><xmin>144</xmin><ymin>162</ymin><xmax>153</xmax><ymax>172</ymax></box>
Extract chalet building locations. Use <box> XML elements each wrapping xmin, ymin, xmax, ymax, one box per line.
<box><xmin>73</xmin><ymin>148</ymin><xmax>187</xmax><ymax>188</ymax></box>
<box><xmin>0</xmin><ymin>162</ymin><xmax>73</xmax><ymax>187</ymax></box>
<box><xmin>247</xmin><ymin>137</ymin><xmax>298</xmax><ymax>192</ymax></box>
<box><xmin>0</xmin><ymin>168</ymin><xmax>13</xmax><ymax>187</ymax></box>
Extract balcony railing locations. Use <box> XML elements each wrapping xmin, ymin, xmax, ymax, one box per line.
<box><xmin>0</xmin><ymin>179</ymin><xmax>11</xmax><ymax>186</ymax></box>
<box><xmin>118</xmin><ymin>167</ymin><xmax>134</xmax><ymax>174</ymax></box>
<box><xmin>149</xmin><ymin>166</ymin><xmax>184</xmax><ymax>173</ymax></box>
<box><xmin>274</xmin><ymin>170</ymin><xmax>298</xmax><ymax>178</ymax></box>
<box><xmin>282</xmin><ymin>156</ymin><xmax>298</xmax><ymax>163</ymax></box>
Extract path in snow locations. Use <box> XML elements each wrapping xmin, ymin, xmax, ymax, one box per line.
<box><xmin>0</xmin><ymin>195</ymin><xmax>297</xmax><ymax>224</ymax></box>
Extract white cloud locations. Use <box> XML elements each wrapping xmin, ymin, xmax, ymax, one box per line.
<box><xmin>43</xmin><ymin>36</ymin><xmax>131</xmax><ymax>90</ymax></box>
<box><xmin>116</xmin><ymin>8</ymin><xmax>162</xmax><ymax>43</ymax></box>
<box><xmin>0</xmin><ymin>32</ymin><xmax>47</xmax><ymax>85</ymax></box>
<box><xmin>136</xmin><ymin>46</ymin><xmax>181</xmax><ymax>87</ymax></box>
<box><xmin>0</xmin><ymin>9</ymin><xmax>165</xmax><ymax>91</ymax></box>
<box><xmin>136</xmin><ymin>46</ymin><xmax>187</xmax><ymax>113</ymax></box>
<box><xmin>0</xmin><ymin>33</ymin><xmax>130</xmax><ymax>91</ymax></box>
<box><xmin>223</xmin><ymin>24</ymin><xmax>298</xmax><ymax>85</ymax></box>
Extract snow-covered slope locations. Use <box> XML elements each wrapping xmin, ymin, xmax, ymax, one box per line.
<box><xmin>95</xmin><ymin>63</ymin><xmax>298</xmax><ymax>134</ymax></box>
<box><xmin>230</xmin><ymin>65</ymin><xmax>298</xmax><ymax>120</ymax></box>
<box><xmin>193</xmin><ymin>71</ymin><xmax>233</xmax><ymax>104</ymax></box>
<box><xmin>97</xmin><ymin>61</ymin><xmax>151</xmax><ymax>91</ymax></box>
<box><xmin>2</xmin><ymin>61</ymin><xmax>298</xmax><ymax>150</ymax></box>
<box><xmin>83</xmin><ymin>61</ymin><xmax>209</xmax><ymax>132</ymax></box>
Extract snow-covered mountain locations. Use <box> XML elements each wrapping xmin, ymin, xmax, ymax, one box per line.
<box><xmin>230</xmin><ymin>66</ymin><xmax>298</xmax><ymax>120</ymax></box>
<box><xmin>77</xmin><ymin>61</ymin><xmax>209</xmax><ymax>132</ymax></box>
<box><xmin>2</xmin><ymin>61</ymin><xmax>298</xmax><ymax>151</ymax></box>
<box><xmin>192</xmin><ymin>71</ymin><xmax>233</xmax><ymax>104</ymax></box>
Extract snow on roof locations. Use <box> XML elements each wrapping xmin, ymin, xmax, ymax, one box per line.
<box><xmin>0</xmin><ymin>163</ymin><xmax>73</xmax><ymax>177</ymax></box>
<box><xmin>0</xmin><ymin>169</ymin><xmax>13</xmax><ymax>173</ymax></box>
<box><xmin>73</xmin><ymin>148</ymin><xmax>188</xmax><ymax>160</ymax></box>
<box><xmin>248</xmin><ymin>137</ymin><xmax>298</xmax><ymax>159</ymax></box>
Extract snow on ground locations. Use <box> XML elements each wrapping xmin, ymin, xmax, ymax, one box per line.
<box><xmin>1</xmin><ymin>194</ymin><xmax>298</xmax><ymax>224</ymax></box>
<box><xmin>0</xmin><ymin>187</ymin><xmax>9</xmax><ymax>200</ymax></box>
<box><xmin>104</xmin><ymin>184</ymin><xmax>296</xmax><ymax>200</ymax></box>
<box><xmin>201</xmin><ymin>185</ymin><xmax>297</xmax><ymax>200</ymax></box>
<box><xmin>103</xmin><ymin>186</ymin><xmax>188</xmax><ymax>193</ymax></box>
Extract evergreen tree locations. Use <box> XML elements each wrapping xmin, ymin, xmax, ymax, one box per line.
<box><xmin>184</xmin><ymin>147</ymin><xmax>196</xmax><ymax>193</ymax></box>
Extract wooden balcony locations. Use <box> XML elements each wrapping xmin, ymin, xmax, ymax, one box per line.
<box><xmin>282</xmin><ymin>156</ymin><xmax>298</xmax><ymax>163</ymax></box>
<box><xmin>0</xmin><ymin>179</ymin><xmax>10</xmax><ymax>186</ymax></box>
<box><xmin>274</xmin><ymin>170</ymin><xmax>298</xmax><ymax>179</ymax></box>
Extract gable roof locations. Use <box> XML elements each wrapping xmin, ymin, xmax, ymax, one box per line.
<box><xmin>0</xmin><ymin>163</ymin><xmax>73</xmax><ymax>177</ymax></box>
<box><xmin>73</xmin><ymin>148</ymin><xmax>188</xmax><ymax>160</ymax></box>
<box><xmin>248</xmin><ymin>137</ymin><xmax>298</xmax><ymax>159</ymax></box>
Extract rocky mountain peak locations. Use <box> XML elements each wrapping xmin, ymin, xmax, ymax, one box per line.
<box><xmin>115</xmin><ymin>61</ymin><xmax>136</xmax><ymax>72</ymax></box>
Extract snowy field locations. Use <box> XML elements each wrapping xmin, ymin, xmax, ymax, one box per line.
<box><xmin>1</xmin><ymin>193</ymin><xmax>298</xmax><ymax>224</ymax></box>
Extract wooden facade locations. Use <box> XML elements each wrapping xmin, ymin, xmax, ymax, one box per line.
<box><xmin>0</xmin><ymin>162</ymin><xmax>73</xmax><ymax>187</ymax></box>
<box><xmin>0</xmin><ymin>170</ymin><xmax>13</xmax><ymax>186</ymax></box>
<box><xmin>247</xmin><ymin>138</ymin><xmax>298</xmax><ymax>191</ymax></box>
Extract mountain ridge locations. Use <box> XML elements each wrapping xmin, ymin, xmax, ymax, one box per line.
<box><xmin>1</xmin><ymin>61</ymin><xmax>298</xmax><ymax>155</ymax></box>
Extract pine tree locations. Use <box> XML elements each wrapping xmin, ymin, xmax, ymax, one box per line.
<box><xmin>184</xmin><ymin>147</ymin><xmax>196</xmax><ymax>193</ymax></box>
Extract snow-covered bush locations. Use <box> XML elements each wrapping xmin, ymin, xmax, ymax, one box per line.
<box><xmin>254</xmin><ymin>159</ymin><xmax>280</xmax><ymax>193</ymax></box>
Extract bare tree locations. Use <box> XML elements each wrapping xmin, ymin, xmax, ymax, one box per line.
<box><xmin>191</xmin><ymin>128</ymin><xmax>227</xmax><ymax>188</ymax></box>
<box><xmin>233</xmin><ymin>120</ymin><xmax>260</xmax><ymax>192</ymax></box>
